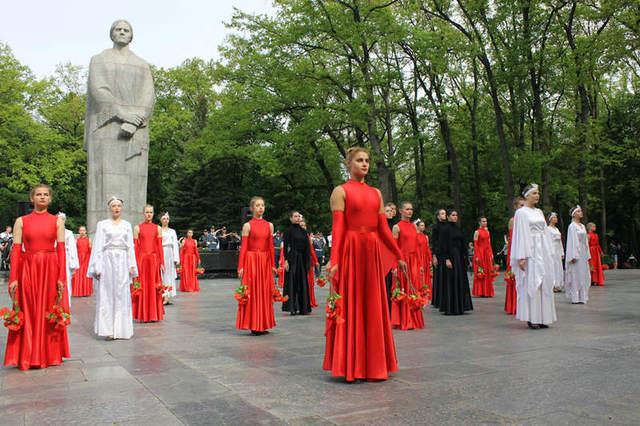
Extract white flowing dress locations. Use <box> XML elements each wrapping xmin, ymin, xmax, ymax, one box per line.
<box><xmin>546</xmin><ymin>226</ymin><xmax>564</xmax><ymax>290</ymax></box>
<box><xmin>565</xmin><ymin>222</ymin><xmax>590</xmax><ymax>304</ymax></box>
<box><xmin>511</xmin><ymin>207</ymin><xmax>557</xmax><ymax>325</ymax></box>
<box><xmin>88</xmin><ymin>219</ymin><xmax>138</xmax><ymax>339</ymax></box>
<box><xmin>64</xmin><ymin>229</ymin><xmax>79</xmax><ymax>306</ymax></box>
<box><xmin>161</xmin><ymin>228</ymin><xmax>179</xmax><ymax>298</ymax></box>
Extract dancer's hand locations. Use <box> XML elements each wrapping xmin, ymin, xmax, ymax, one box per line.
<box><xmin>518</xmin><ymin>259</ymin><xmax>526</xmax><ymax>271</ymax></box>
<box><xmin>397</xmin><ymin>260</ymin><xmax>408</xmax><ymax>274</ymax></box>
<box><xmin>432</xmin><ymin>256</ymin><xmax>438</xmax><ymax>266</ymax></box>
<box><xmin>446</xmin><ymin>259</ymin><xmax>453</xmax><ymax>269</ymax></box>
<box><xmin>272</xmin><ymin>267</ymin><xmax>277</xmax><ymax>274</ymax></box>
<box><xmin>284</xmin><ymin>260</ymin><xmax>289</xmax><ymax>272</ymax></box>
<box><xmin>129</xmin><ymin>267</ymin><xmax>136</xmax><ymax>277</ymax></box>
<box><xmin>238</xmin><ymin>268</ymin><xmax>244</xmax><ymax>279</ymax></box>
<box><xmin>327</xmin><ymin>262</ymin><xmax>338</xmax><ymax>280</ymax></box>
<box><xmin>8</xmin><ymin>281</ymin><xmax>17</xmax><ymax>300</ymax></box>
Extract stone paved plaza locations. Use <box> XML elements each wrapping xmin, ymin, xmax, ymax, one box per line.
<box><xmin>1</xmin><ymin>270</ymin><xmax>639</xmax><ymax>425</ymax></box>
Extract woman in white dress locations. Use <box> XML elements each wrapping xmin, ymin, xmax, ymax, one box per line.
<box><xmin>510</xmin><ymin>183</ymin><xmax>557</xmax><ymax>330</ymax></box>
<box><xmin>546</xmin><ymin>212</ymin><xmax>564</xmax><ymax>292</ymax></box>
<box><xmin>565</xmin><ymin>205</ymin><xmax>590</xmax><ymax>304</ymax></box>
<box><xmin>88</xmin><ymin>197</ymin><xmax>138</xmax><ymax>340</ymax></box>
<box><xmin>160</xmin><ymin>212</ymin><xmax>179</xmax><ymax>305</ymax></box>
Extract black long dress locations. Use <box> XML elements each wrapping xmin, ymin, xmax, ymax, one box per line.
<box><xmin>430</xmin><ymin>219</ymin><xmax>445</xmax><ymax>308</ymax></box>
<box><xmin>436</xmin><ymin>221</ymin><xmax>473</xmax><ymax>315</ymax></box>
<box><xmin>282</xmin><ymin>224</ymin><xmax>311</xmax><ymax>314</ymax></box>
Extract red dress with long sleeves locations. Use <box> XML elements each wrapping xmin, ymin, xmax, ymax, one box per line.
<box><xmin>179</xmin><ymin>238</ymin><xmax>201</xmax><ymax>292</ymax></box>
<box><xmin>323</xmin><ymin>179</ymin><xmax>401</xmax><ymax>381</ymax></box>
<box><xmin>4</xmin><ymin>211</ymin><xmax>70</xmax><ymax>370</ymax></box>
<box><xmin>392</xmin><ymin>220</ymin><xmax>425</xmax><ymax>330</ymax></box>
<box><xmin>308</xmin><ymin>238</ymin><xmax>319</xmax><ymax>308</ymax></box>
<box><xmin>588</xmin><ymin>231</ymin><xmax>605</xmax><ymax>286</ymax></box>
<box><xmin>504</xmin><ymin>227</ymin><xmax>517</xmax><ymax>314</ymax></box>
<box><xmin>236</xmin><ymin>218</ymin><xmax>276</xmax><ymax>332</ymax></box>
<box><xmin>180</xmin><ymin>238</ymin><xmax>200</xmax><ymax>293</ymax></box>
<box><xmin>472</xmin><ymin>228</ymin><xmax>496</xmax><ymax>297</ymax></box>
<box><xmin>416</xmin><ymin>233</ymin><xmax>433</xmax><ymax>295</ymax></box>
<box><xmin>72</xmin><ymin>236</ymin><xmax>93</xmax><ymax>296</ymax></box>
<box><xmin>133</xmin><ymin>222</ymin><xmax>164</xmax><ymax>322</ymax></box>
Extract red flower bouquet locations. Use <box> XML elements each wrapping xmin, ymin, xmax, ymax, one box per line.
<box><xmin>408</xmin><ymin>294</ymin><xmax>427</xmax><ymax>311</ymax></box>
<box><xmin>46</xmin><ymin>304</ymin><xmax>71</xmax><ymax>330</ymax></box>
<box><xmin>326</xmin><ymin>293</ymin><xmax>345</xmax><ymax>325</ymax></box>
<box><xmin>196</xmin><ymin>264</ymin><xmax>205</xmax><ymax>275</ymax></box>
<box><xmin>316</xmin><ymin>275</ymin><xmax>328</xmax><ymax>288</ymax></box>
<box><xmin>391</xmin><ymin>287</ymin><xmax>406</xmax><ymax>302</ymax></box>
<box><xmin>131</xmin><ymin>280</ymin><xmax>142</xmax><ymax>298</ymax></box>
<box><xmin>476</xmin><ymin>266</ymin><xmax>485</xmax><ymax>279</ymax></box>
<box><xmin>1</xmin><ymin>303</ymin><xmax>24</xmax><ymax>331</ymax></box>
<box><xmin>234</xmin><ymin>284</ymin><xmax>250</xmax><ymax>305</ymax></box>
<box><xmin>272</xmin><ymin>287</ymin><xmax>289</xmax><ymax>303</ymax></box>
<box><xmin>418</xmin><ymin>284</ymin><xmax>431</xmax><ymax>299</ymax></box>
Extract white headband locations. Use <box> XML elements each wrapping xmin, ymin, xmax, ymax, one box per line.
<box><xmin>107</xmin><ymin>196</ymin><xmax>124</xmax><ymax>207</ymax></box>
<box><xmin>522</xmin><ymin>183</ymin><xmax>539</xmax><ymax>198</ymax></box>
<box><xmin>161</xmin><ymin>212</ymin><xmax>170</xmax><ymax>220</ymax></box>
<box><xmin>570</xmin><ymin>205</ymin><xmax>582</xmax><ymax>216</ymax></box>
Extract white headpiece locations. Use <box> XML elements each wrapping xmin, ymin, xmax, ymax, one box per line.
<box><xmin>522</xmin><ymin>183</ymin><xmax>539</xmax><ymax>198</ymax></box>
<box><xmin>570</xmin><ymin>205</ymin><xmax>582</xmax><ymax>217</ymax></box>
<box><xmin>107</xmin><ymin>196</ymin><xmax>124</xmax><ymax>207</ymax></box>
<box><xmin>547</xmin><ymin>212</ymin><xmax>557</xmax><ymax>222</ymax></box>
<box><xmin>161</xmin><ymin>212</ymin><xmax>170</xmax><ymax>220</ymax></box>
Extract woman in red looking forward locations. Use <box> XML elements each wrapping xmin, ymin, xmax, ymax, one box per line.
<box><xmin>133</xmin><ymin>205</ymin><xmax>164</xmax><ymax>322</ymax></box>
<box><xmin>4</xmin><ymin>184</ymin><xmax>70</xmax><ymax>370</ymax></box>
<box><xmin>323</xmin><ymin>147</ymin><xmax>407</xmax><ymax>382</ymax></box>
<box><xmin>472</xmin><ymin>217</ymin><xmax>497</xmax><ymax>297</ymax></box>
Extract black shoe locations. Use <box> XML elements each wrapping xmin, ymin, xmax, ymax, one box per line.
<box><xmin>290</xmin><ymin>311</ymin><xmax>297</xmax><ymax>316</ymax></box>
<box><xmin>539</xmin><ymin>324</ymin><xmax>549</xmax><ymax>329</ymax></box>
<box><xmin>527</xmin><ymin>322</ymin><xmax>540</xmax><ymax>330</ymax></box>
<box><xmin>250</xmin><ymin>330</ymin><xmax>261</xmax><ymax>336</ymax></box>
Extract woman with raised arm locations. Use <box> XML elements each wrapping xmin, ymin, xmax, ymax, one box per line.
<box><xmin>73</xmin><ymin>225</ymin><xmax>94</xmax><ymax>297</ymax></box>
<box><xmin>236</xmin><ymin>197</ymin><xmax>277</xmax><ymax>335</ymax></box>
<box><xmin>133</xmin><ymin>205</ymin><xmax>165</xmax><ymax>322</ymax></box>
<box><xmin>179</xmin><ymin>230</ymin><xmax>201</xmax><ymax>292</ymax></box>
<box><xmin>472</xmin><ymin>217</ymin><xmax>497</xmax><ymax>297</ymax></box>
<box><xmin>565</xmin><ymin>206</ymin><xmax>590</xmax><ymax>304</ymax></box>
<box><xmin>88</xmin><ymin>197</ymin><xmax>138</xmax><ymax>340</ymax></box>
<box><xmin>504</xmin><ymin>197</ymin><xmax>524</xmax><ymax>314</ymax></box>
<box><xmin>546</xmin><ymin>212</ymin><xmax>564</xmax><ymax>292</ymax></box>
<box><xmin>323</xmin><ymin>147</ymin><xmax>407</xmax><ymax>382</ymax></box>
<box><xmin>587</xmin><ymin>222</ymin><xmax>605</xmax><ymax>286</ymax></box>
<box><xmin>511</xmin><ymin>184</ymin><xmax>556</xmax><ymax>329</ymax></box>
<box><xmin>4</xmin><ymin>184</ymin><xmax>70</xmax><ymax>370</ymax></box>
<box><xmin>159</xmin><ymin>212</ymin><xmax>179</xmax><ymax>304</ymax></box>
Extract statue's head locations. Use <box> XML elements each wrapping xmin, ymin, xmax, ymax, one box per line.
<box><xmin>110</xmin><ymin>19</ymin><xmax>133</xmax><ymax>46</ymax></box>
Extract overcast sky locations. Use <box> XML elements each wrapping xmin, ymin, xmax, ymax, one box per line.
<box><xmin>2</xmin><ymin>0</ymin><xmax>274</xmax><ymax>77</ymax></box>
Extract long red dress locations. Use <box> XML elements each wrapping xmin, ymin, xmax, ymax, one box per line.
<box><xmin>72</xmin><ymin>236</ymin><xmax>93</xmax><ymax>297</ymax></box>
<box><xmin>236</xmin><ymin>218</ymin><xmax>276</xmax><ymax>332</ymax></box>
<box><xmin>179</xmin><ymin>238</ymin><xmax>201</xmax><ymax>292</ymax></box>
<box><xmin>504</xmin><ymin>227</ymin><xmax>517</xmax><ymax>315</ymax></box>
<box><xmin>472</xmin><ymin>228</ymin><xmax>496</xmax><ymax>297</ymax></box>
<box><xmin>323</xmin><ymin>179</ymin><xmax>401</xmax><ymax>381</ymax></box>
<box><xmin>133</xmin><ymin>222</ymin><xmax>164</xmax><ymax>322</ymax></box>
<box><xmin>4</xmin><ymin>211</ymin><xmax>70</xmax><ymax>370</ymax></box>
<box><xmin>416</xmin><ymin>233</ymin><xmax>433</xmax><ymax>296</ymax></box>
<box><xmin>308</xmin><ymin>238</ymin><xmax>319</xmax><ymax>308</ymax></box>
<box><xmin>392</xmin><ymin>220</ymin><xmax>425</xmax><ymax>330</ymax></box>
<box><xmin>588</xmin><ymin>231</ymin><xmax>605</xmax><ymax>286</ymax></box>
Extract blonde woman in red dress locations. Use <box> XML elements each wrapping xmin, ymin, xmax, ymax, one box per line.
<box><xmin>237</xmin><ymin>197</ymin><xmax>276</xmax><ymax>335</ymax></box>
<box><xmin>587</xmin><ymin>223</ymin><xmax>605</xmax><ymax>286</ymax></box>
<box><xmin>4</xmin><ymin>184</ymin><xmax>71</xmax><ymax>370</ymax></box>
<box><xmin>179</xmin><ymin>230</ymin><xmax>201</xmax><ymax>292</ymax></box>
<box><xmin>472</xmin><ymin>217</ymin><xmax>497</xmax><ymax>297</ymax></box>
<box><xmin>391</xmin><ymin>202</ymin><xmax>425</xmax><ymax>330</ymax></box>
<box><xmin>416</xmin><ymin>220</ymin><xmax>433</xmax><ymax>296</ymax></box>
<box><xmin>72</xmin><ymin>225</ymin><xmax>93</xmax><ymax>297</ymax></box>
<box><xmin>504</xmin><ymin>197</ymin><xmax>524</xmax><ymax>314</ymax></box>
<box><xmin>323</xmin><ymin>147</ymin><xmax>406</xmax><ymax>382</ymax></box>
<box><xmin>132</xmin><ymin>205</ymin><xmax>165</xmax><ymax>322</ymax></box>
<box><xmin>300</xmin><ymin>219</ymin><xmax>319</xmax><ymax>308</ymax></box>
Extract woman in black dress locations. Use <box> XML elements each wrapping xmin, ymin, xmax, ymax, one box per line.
<box><xmin>430</xmin><ymin>209</ymin><xmax>447</xmax><ymax>308</ymax></box>
<box><xmin>282</xmin><ymin>211</ymin><xmax>311</xmax><ymax>315</ymax></box>
<box><xmin>437</xmin><ymin>209</ymin><xmax>473</xmax><ymax>315</ymax></box>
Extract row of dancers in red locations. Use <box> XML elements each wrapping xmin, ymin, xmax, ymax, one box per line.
<box><xmin>2</xmin><ymin>187</ymin><xmax>204</xmax><ymax>370</ymax></box>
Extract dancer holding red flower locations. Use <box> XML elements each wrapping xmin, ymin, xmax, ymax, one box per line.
<box><xmin>323</xmin><ymin>147</ymin><xmax>406</xmax><ymax>382</ymax></box>
<box><xmin>236</xmin><ymin>196</ymin><xmax>277</xmax><ymax>335</ymax></box>
<box><xmin>391</xmin><ymin>202</ymin><xmax>425</xmax><ymax>330</ymax></box>
<box><xmin>72</xmin><ymin>226</ymin><xmax>93</xmax><ymax>297</ymax></box>
<box><xmin>415</xmin><ymin>220</ymin><xmax>433</xmax><ymax>298</ymax></box>
<box><xmin>133</xmin><ymin>205</ymin><xmax>165</xmax><ymax>322</ymax></box>
<box><xmin>587</xmin><ymin>223</ymin><xmax>605</xmax><ymax>286</ymax></box>
<box><xmin>505</xmin><ymin>197</ymin><xmax>525</xmax><ymax>314</ymax></box>
<box><xmin>472</xmin><ymin>217</ymin><xmax>497</xmax><ymax>297</ymax></box>
<box><xmin>179</xmin><ymin>230</ymin><xmax>201</xmax><ymax>292</ymax></box>
<box><xmin>4</xmin><ymin>184</ymin><xmax>71</xmax><ymax>370</ymax></box>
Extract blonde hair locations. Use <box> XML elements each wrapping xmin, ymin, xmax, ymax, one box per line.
<box><xmin>249</xmin><ymin>196</ymin><xmax>265</xmax><ymax>208</ymax></box>
<box><xmin>30</xmin><ymin>183</ymin><xmax>53</xmax><ymax>199</ymax></box>
<box><xmin>587</xmin><ymin>222</ymin><xmax>596</xmax><ymax>231</ymax></box>
<box><xmin>346</xmin><ymin>146</ymin><xmax>370</xmax><ymax>162</ymax></box>
<box><xmin>143</xmin><ymin>204</ymin><xmax>154</xmax><ymax>212</ymax></box>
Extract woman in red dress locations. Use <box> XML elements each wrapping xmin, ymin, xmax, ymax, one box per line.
<box><xmin>237</xmin><ymin>196</ymin><xmax>277</xmax><ymax>335</ymax></box>
<box><xmin>300</xmin><ymin>220</ymin><xmax>319</xmax><ymax>308</ymax></box>
<box><xmin>587</xmin><ymin>223</ymin><xmax>605</xmax><ymax>286</ymax></box>
<box><xmin>72</xmin><ymin>225</ymin><xmax>93</xmax><ymax>297</ymax></box>
<box><xmin>416</xmin><ymin>220</ymin><xmax>433</xmax><ymax>297</ymax></box>
<box><xmin>4</xmin><ymin>184</ymin><xmax>71</xmax><ymax>370</ymax></box>
<box><xmin>323</xmin><ymin>147</ymin><xmax>407</xmax><ymax>382</ymax></box>
<box><xmin>179</xmin><ymin>230</ymin><xmax>201</xmax><ymax>292</ymax></box>
<box><xmin>391</xmin><ymin>202</ymin><xmax>425</xmax><ymax>330</ymax></box>
<box><xmin>504</xmin><ymin>197</ymin><xmax>524</xmax><ymax>314</ymax></box>
<box><xmin>472</xmin><ymin>217</ymin><xmax>497</xmax><ymax>297</ymax></box>
<box><xmin>133</xmin><ymin>205</ymin><xmax>164</xmax><ymax>322</ymax></box>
